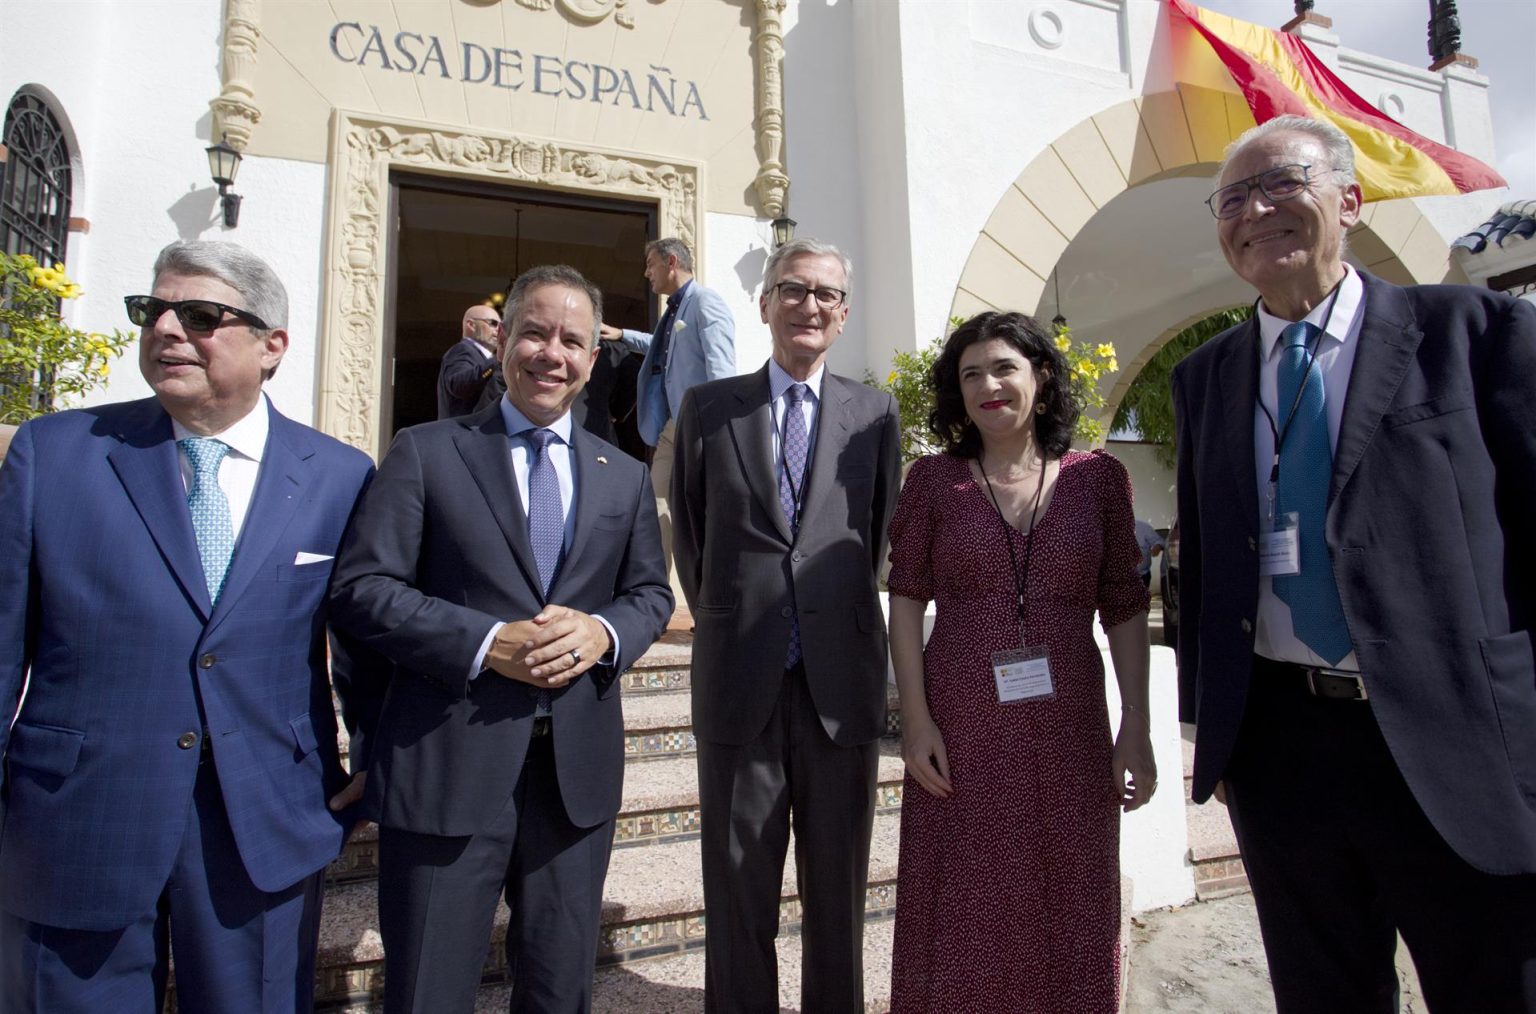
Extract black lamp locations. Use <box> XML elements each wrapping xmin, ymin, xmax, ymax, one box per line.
<box><xmin>771</xmin><ymin>216</ymin><xmax>797</xmax><ymax>249</ymax></box>
<box><xmin>205</xmin><ymin>134</ymin><xmax>244</xmax><ymax>229</ymax></box>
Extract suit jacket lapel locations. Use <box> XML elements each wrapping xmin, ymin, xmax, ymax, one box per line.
<box><xmin>799</xmin><ymin>373</ymin><xmax>851</xmax><ymax>536</ymax></box>
<box><xmin>107</xmin><ymin>403</ymin><xmax>214</xmax><ymax>619</ymax></box>
<box><xmin>206</xmin><ymin>406</ymin><xmax>309</xmax><ymax>634</ymax></box>
<box><xmin>455</xmin><ymin>407</ymin><xmax>543</xmax><ymax>596</ymax></box>
<box><xmin>727</xmin><ymin>365</ymin><xmax>791</xmax><ymax>543</ymax></box>
<box><xmin>1216</xmin><ymin>321</ymin><xmax>1262</xmax><ymax>530</ymax></box>
<box><xmin>1330</xmin><ymin>273</ymin><xmax>1422</xmax><ymax>504</ymax></box>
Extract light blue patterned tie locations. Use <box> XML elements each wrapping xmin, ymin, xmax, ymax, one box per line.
<box><xmin>1272</xmin><ymin>322</ymin><xmax>1352</xmax><ymax>664</ymax></box>
<box><xmin>526</xmin><ymin>428</ymin><xmax>564</xmax><ymax>714</ymax></box>
<box><xmin>779</xmin><ymin>384</ymin><xmax>810</xmax><ymax>668</ymax></box>
<box><xmin>180</xmin><ymin>437</ymin><xmax>234</xmax><ymax>605</ymax></box>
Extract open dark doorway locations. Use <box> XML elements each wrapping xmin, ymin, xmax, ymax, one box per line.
<box><xmin>386</xmin><ymin>174</ymin><xmax>656</xmax><ymax>455</ymax></box>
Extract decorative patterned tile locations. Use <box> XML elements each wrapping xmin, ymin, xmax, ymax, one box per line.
<box><xmin>624</xmin><ymin>728</ymin><xmax>696</xmax><ymax>758</ymax></box>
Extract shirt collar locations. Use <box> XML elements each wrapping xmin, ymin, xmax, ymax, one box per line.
<box><xmin>499</xmin><ymin>397</ymin><xmax>574</xmax><ymax>445</ymax></box>
<box><xmin>1256</xmin><ymin>264</ymin><xmax>1363</xmax><ymax>361</ymax></box>
<box><xmin>171</xmin><ymin>394</ymin><xmax>270</xmax><ymax>462</ymax></box>
<box><xmin>667</xmin><ymin>279</ymin><xmax>693</xmax><ymax>307</ymax></box>
<box><xmin>468</xmin><ymin>337</ymin><xmax>494</xmax><ymax>358</ymax></box>
<box><xmin>768</xmin><ymin>357</ymin><xmax>825</xmax><ymax>404</ymax></box>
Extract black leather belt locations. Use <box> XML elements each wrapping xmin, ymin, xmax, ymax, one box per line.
<box><xmin>1257</xmin><ymin>656</ymin><xmax>1368</xmax><ymax>701</ymax></box>
<box><xmin>530</xmin><ymin>716</ymin><xmax>552</xmax><ymax>738</ymax></box>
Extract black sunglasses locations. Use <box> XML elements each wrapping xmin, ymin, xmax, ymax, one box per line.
<box><xmin>124</xmin><ymin>295</ymin><xmax>271</xmax><ymax>332</ymax></box>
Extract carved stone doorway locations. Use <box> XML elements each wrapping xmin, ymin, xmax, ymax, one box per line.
<box><xmin>318</xmin><ymin>110</ymin><xmax>702</xmax><ymax>457</ymax></box>
<box><xmin>386</xmin><ymin>175</ymin><xmax>655</xmax><ymax>449</ymax></box>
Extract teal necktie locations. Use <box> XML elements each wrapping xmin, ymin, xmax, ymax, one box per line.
<box><xmin>1272</xmin><ymin>322</ymin><xmax>1352</xmax><ymax>663</ymax></box>
<box><xmin>180</xmin><ymin>437</ymin><xmax>235</xmax><ymax>605</ymax></box>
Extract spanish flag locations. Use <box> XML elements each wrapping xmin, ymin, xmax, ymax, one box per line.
<box><xmin>1170</xmin><ymin>0</ymin><xmax>1506</xmax><ymax>200</ymax></box>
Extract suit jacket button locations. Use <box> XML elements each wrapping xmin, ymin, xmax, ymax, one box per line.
<box><xmin>177</xmin><ymin>731</ymin><xmax>198</xmax><ymax>750</ymax></box>
<box><xmin>199</xmin><ymin>653</ymin><xmax>216</xmax><ymax>669</ymax></box>
<box><xmin>1240</xmin><ymin>619</ymin><xmax>1253</xmax><ymax>634</ymax></box>
<box><xmin>780</xmin><ymin>606</ymin><xmax>793</xmax><ymax>618</ymax></box>
<box><xmin>791</xmin><ymin>550</ymin><xmax>803</xmax><ymax>563</ymax></box>
<box><xmin>1247</xmin><ymin>536</ymin><xmax>1257</xmax><ymax>551</ymax></box>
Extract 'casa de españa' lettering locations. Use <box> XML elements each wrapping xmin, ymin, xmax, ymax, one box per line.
<box><xmin>328</xmin><ymin>22</ymin><xmax>709</xmax><ymax>121</ymax></box>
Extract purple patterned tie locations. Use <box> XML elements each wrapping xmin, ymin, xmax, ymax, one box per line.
<box><xmin>780</xmin><ymin>384</ymin><xmax>810</xmax><ymax>668</ymax></box>
<box><xmin>526</xmin><ymin>427</ymin><xmax>563</xmax><ymax>714</ymax></box>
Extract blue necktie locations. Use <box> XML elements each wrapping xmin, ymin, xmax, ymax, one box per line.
<box><xmin>779</xmin><ymin>384</ymin><xmax>810</xmax><ymax>668</ymax></box>
<box><xmin>180</xmin><ymin>437</ymin><xmax>235</xmax><ymax>605</ymax></box>
<box><xmin>1272</xmin><ymin>322</ymin><xmax>1352</xmax><ymax>664</ymax></box>
<box><xmin>526</xmin><ymin>428</ymin><xmax>563</xmax><ymax>714</ymax></box>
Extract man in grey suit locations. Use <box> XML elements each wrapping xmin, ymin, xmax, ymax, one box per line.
<box><xmin>671</xmin><ymin>238</ymin><xmax>901</xmax><ymax>1012</ymax></box>
<box><xmin>601</xmin><ymin>237</ymin><xmax>735</xmax><ymax>604</ymax></box>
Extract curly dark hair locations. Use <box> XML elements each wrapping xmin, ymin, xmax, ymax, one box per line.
<box><xmin>928</xmin><ymin>311</ymin><xmax>1079</xmax><ymax>460</ymax></box>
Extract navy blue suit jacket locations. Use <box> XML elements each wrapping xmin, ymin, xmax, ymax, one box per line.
<box><xmin>0</xmin><ymin>398</ymin><xmax>381</xmax><ymax>930</ymax></box>
<box><xmin>329</xmin><ymin>404</ymin><xmax>672</xmax><ymax>834</ymax></box>
<box><xmin>1173</xmin><ymin>273</ymin><xmax>1536</xmax><ymax>874</ymax></box>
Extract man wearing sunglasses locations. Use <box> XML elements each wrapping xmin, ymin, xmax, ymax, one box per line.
<box><xmin>438</xmin><ymin>303</ymin><xmax>502</xmax><ymax>419</ymax></box>
<box><xmin>1173</xmin><ymin>115</ymin><xmax>1536</xmax><ymax>1011</ymax></box>
<box><xmin>0</xmin><ymin>240</ymin><xmax>384</xmax><ymax>1012</ymax></box>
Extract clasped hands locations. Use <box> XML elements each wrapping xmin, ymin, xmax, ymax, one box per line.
<box><xmin>484</xmin><ymin>604</ymin><xmax>612</xmax><ymax>688</ymax></box>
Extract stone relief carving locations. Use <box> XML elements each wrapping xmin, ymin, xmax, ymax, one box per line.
<box><xmin>319</xmin><ymin>114</ymin><xmax>702</xmax><ymax>453</ymax></box>
<box><xmin>514</xmin><ymin>0</ymin><xmax>660</xmax><ymax>30</ymax></box>
<box><xmin>211</xmin><ymin>0</ymin><xmax>262</xmax><ymax>150</ymax></box>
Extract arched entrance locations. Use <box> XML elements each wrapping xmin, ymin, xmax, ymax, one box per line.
<box><xmin>948</xmin><ymin>87</ymin><xmax>1466</xmax><ymax>435</ymax></box>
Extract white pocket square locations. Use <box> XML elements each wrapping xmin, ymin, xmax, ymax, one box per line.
<box><xmin>294</xmin><ymin>552</ymin><xmax>334</xmax><ymax>565</ymax></box>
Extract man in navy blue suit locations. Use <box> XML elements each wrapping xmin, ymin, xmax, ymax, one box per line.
<box><xmin>331</xmin><ymin>264</ymin><xmax>671</xmax><ymax>1012</ymax></box>
<box><xmin>1175</xmin><ymin>115</ymin><xmax>1536</xmax><ymax>1011</ymax></box>
<box><xmin>0</xmin><ymin>240</ymin><xmax>382</xmax><ymax>1011</ymax></box>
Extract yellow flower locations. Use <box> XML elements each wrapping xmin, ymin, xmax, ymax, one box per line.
<box><xmin>887</xmin><ymin>371</ymin><xmax>898</xmax><ymax>384</ymax></box>
<box><xmin>1095</xmin><ymin>342</ymin><xmax>1115</xmax><ymax>358</ymax></box>
<box><xmin>1106</xmin><ymin>357</ymin><xmax>1118</xmax><ymax>373</ymax></box>
<box><xmin>1054</xmin><ymin>335</ymin><xmax>1071</xmax><ymax>352</ymax></box>
<box><xmin>97</xmin><ymin>362</ymin><xmax>111</xmax><ymax>376</ymax></box>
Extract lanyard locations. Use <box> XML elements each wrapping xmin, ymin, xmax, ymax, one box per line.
<box><xmin>1256</xmin><ymin>281</ymin><xmax>1342</xmax><ymax>520</ymax></box>
<box><xmin>978</xmin><ymin>453</ymin><xmax>1048</xmax><ymax>645</ymax></box>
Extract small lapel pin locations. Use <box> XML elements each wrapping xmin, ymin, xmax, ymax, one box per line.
<box><xmin>596</xmin><ymin>455</ymin><xmax>609</xmax><ymax>465</ymax></box>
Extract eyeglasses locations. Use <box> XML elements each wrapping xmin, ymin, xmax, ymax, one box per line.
<box><xmin>771</xmin><ymin>281</ymin><xmax>847</xmax><ymax>310</ymax></box>
<box><xmin>125</xmin><ymin>295</ymin><xmax>271</xmax><ymax>332</ymax></box>
<box><xmin>1206</xmin><ymin>163</ymin><xmax>1332</xmax><ymax>220</ymax></box>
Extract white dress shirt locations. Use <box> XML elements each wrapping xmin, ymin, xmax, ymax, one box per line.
<box><xmin>1251</xmin><ymin>264</ymin><xmax>1363</xmax><ymax>670</ymax></box>
<box><xmin>469</xmin><ymin>398</ymin><xmax>619</xmax><ymax>681</ymax></box>
<box><xmin>172</xmin><ymin>396</ymin><xmax>270</xmax><ymax>541</ymax></box>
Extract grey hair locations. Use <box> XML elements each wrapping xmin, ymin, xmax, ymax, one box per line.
<box><xmin>1218</xmin><ymin>114</ymin><xmax>1358</xmax><ymax>188</ymax></box>
<box><xmin>763</xmin><ymin>238</ymin><xmax>853</xmax><ymax>299</ymax></box>
<box><xmin>152</xmin><ymin>240</ymin><xmax>288</xmax><ymax>331</ymax></box>
<box><xmin>502</xmin><ymin>265</ymin><xmax>604</xmax><ymax>348</ymax></box>
<box><xmin>645</xmin><ymin>237</ymin><xmax>694</xmax><ymax>274</ymax></box>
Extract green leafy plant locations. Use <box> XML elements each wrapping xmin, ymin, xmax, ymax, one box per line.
<box><xmin>0</xmin><ymin>253</ymin><xmax>133</xmax><ymax>424</ymax></box>
<box><xmin>870</xmin><ymin>316</ymin><xmax>1120</xmax><ymax>463</ymax></box>
<box><xmin>1110</xmin><ymin>305</ymin><xmax>1253</xmax><ymax>468</ymax></box>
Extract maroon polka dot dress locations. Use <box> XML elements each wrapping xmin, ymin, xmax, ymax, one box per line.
<box><xmin>887</xmin><ymin>450</ymin><xmax>1149</xmax><ymax>1014</ymax></box>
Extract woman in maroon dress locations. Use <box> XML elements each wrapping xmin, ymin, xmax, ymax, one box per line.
<box><xmin>888</xmin><ymin>311</ymin><xmax>1156</xmax><ymax>1012</ymax></box>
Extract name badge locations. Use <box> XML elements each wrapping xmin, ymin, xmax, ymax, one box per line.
<box><xmin>992</xmin><ymin>645</ymin><xmax>1054</xmax><ymax>704</ymax></box>
<box><xmin>1259</xmin><ymin>512</ymin><xmax>1301</xmax><ymax>577</ymax></box>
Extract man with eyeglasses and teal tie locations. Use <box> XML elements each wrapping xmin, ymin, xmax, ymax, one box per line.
<box><xmin>0</xmin><ymin>240</ymin><xmax>384</xmax><ymax>1011</ymax></box>
<box><xmin>671</xmin><ymin>238</ymin><xmax>901</xmax><ymax>1012</ymax></box>
<box><xmin>600</xmin><ymin>237</ymin><xmax>736</xmax><ymax>613</ymax></box>
<box><xmin>1173</xmin><ymin>114</ymin><xmax>1536</xmax><ymax>1012</ymax></box>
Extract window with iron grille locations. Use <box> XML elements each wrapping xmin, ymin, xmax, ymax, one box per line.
<box><xmin>1</xmin><ymin>90</ymin><xmax>75</xmax><ymax>414</ymax></box>
<box><xmin>1</xmin><ymin>91</ymin><xmax>72</xmax><ymax>264</ymax></box>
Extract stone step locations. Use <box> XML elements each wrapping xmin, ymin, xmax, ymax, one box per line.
<box><xmin>313</xmin><ymin>810</ymin><xmax>903</xmax><ymax>1009</ymax></box>
<box><xmin>1185</xmin><ymin>796</ymin><xmax>1248</xmax><ymax>900</ymax></box>
<box><xmin>328</xmin><ymin>746</ymin><xmax>909</xmax><ymax>884</ymax></box>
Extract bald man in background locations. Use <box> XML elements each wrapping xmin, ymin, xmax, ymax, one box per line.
<box><xmin>437</xmin><ymin>304</ymin><xmax>502</xmax><ymax>419</ymax></box>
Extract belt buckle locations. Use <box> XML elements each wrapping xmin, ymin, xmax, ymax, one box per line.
<box><xmin>1306</xmin><ymin>668</ymin><xmax>1368</xmax><ymax>701</ymax></box>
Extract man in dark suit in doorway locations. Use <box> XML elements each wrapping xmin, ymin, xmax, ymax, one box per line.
<box><xmin>1174</xmin><ymin>114</ymin><xmax>1536</xmax><ymax>1011</ymax></box>
<box><xmin>437</xmin><ymin>303</ymin><xmax>501</xmax><ymax>419</ymax></box>
<box><xmin>671</xmin><ymin>238</ymin><xmax>901</xmax><ymax>1012</ymax></box>
<box><xmin>331</xmin><ymin>265</ymin><xmax>672</xmax><ymax>1013</ymax></box>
